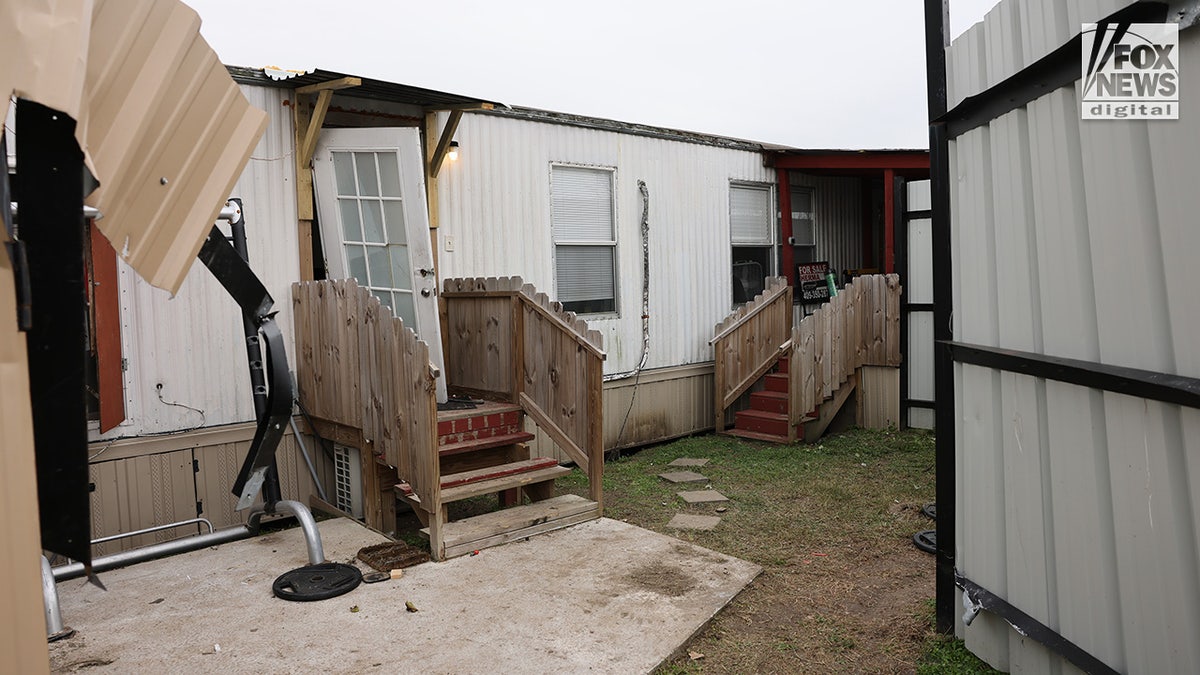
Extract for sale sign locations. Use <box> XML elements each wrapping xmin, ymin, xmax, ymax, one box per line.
<box><xmin>797</xmin><ymin>262</ymin><xmax>830</xmax><ymax>303</ymax></box>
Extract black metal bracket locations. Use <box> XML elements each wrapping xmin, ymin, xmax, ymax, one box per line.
<box><xmin>196</xmin><ymin>225</ymin><xmax>292</xmax><ymax>509</ymax></box>
<box><xmin>948</xmin><ymin>341</ymin><xmax>1200</xmax><ymax>410</ymax></box>
<box><xmin>956</xmin><ymin>572</ymin><xmax>1119</xmax><ymax>675</ymax></box>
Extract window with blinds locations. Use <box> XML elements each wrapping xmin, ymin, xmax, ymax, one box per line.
<box><xmin>552</xmin><ymin>165</ymin><xmax>617</xmax><ymax>314</ymax></box>
<box><xmin>730</xmin><ymin>183</ymin><xmax>776</xmax><ymax>305</ymax></box>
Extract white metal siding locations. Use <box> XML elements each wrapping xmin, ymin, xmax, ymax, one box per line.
<box><xmin>906</xmin><ymin>180</ymin><xmax>934</xmax><ymax>430</ymax></box>
<box><xmin>950</xmin><ymin>8</ymin><xmax>1200</xmax><ymax>674</ymax></box>
<box><xmin>946</xmin><ymin>0</ymin><xmax>1128</xmax><ymax>109</ymax></box>
<box><xmin>93</xmin><ymin>85</ymin><xmax>299</xmax><ymax>439</ymax></box>
<box><xmin>435</xmin><ymin>112</ymin><xmax>774</xmax><ymax>374</ymax></box>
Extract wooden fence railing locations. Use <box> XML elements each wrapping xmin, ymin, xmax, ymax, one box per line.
<box><xmin>292</xmin><ymin>279</ymin><xmax>441</xmax><ymax>517</ymax></box>
<box><xmin>789</xmin><ymin>274</ymin><xmax>901</xmax><ymax>423</ymax></box>
<box><xmin>710</xmin><ymin>277</ymin><xmax>793</xmax><ymax>432</ymax></box>
<box><xmin>443</xmin><ymin>277</ymin><xmax>606</xmax><ymax>506</ymax></box>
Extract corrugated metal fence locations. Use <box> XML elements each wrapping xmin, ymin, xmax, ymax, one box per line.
<box><xmin>945</xmin><ymin>3</ymin><xmax>1200</xmax><ymax>673</ymax></box>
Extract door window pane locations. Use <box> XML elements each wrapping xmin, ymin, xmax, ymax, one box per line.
<box><xmin>390</xmin><ymin>245</ymin><xmax>411</xmax><ymax>289</ymax></box>
<box><xmin>338</xmin><ymin>200</ymin><xmax>362</xmax><ymax>241</ymax></box>
<box><xmin>346</xmin><ymin>246</ymin><xmax>368</xmax><ymax>282</ymax></box>
<box><xmin>366</xmin><ymin>246</ymin><xmax>390</xmax><ymax>287</ymax></box>
<box><xmin>333</xmin><ymin>152</ymin><xmax>356</xmax><ymax>195</ymax></box>
<box><xmin>393</xmin><ymin>291</ymin><xmax>416</xmax><ymax>327</ymax></box>
<box><xmin>361</xmin><ymin>200</ymin><xmax>385</xmax><ymax>243</ymax></box>
<box><xmin>355</xmin><ymin>152</ymin><xmax>379</xmax><ymax>196</ymax></box>
<box><xmin>383</xmin><ymin>201</ymin><xmax>406</xmax><ymax>244</ymax></box>
<box><xmin>378</xmin><ymin>152</ymin><xmax>401</xmax><ymax>198</ymax></box>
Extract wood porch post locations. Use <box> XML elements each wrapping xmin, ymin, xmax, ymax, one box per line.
<box><xmin>883</xmin><ymin>168</ymin><xmax>896</xmax><ymax>274</ymax></box>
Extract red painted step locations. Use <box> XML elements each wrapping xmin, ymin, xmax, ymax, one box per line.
<box><xmin>750</xmin><ymin>390</ymin><xmax>788</xmax><ymax>415</ymax></box>
<box><xmin>396</xmin><ymin>457</ymin><xmax>561</xmax><ymax>494</ymax></box>
<box><xmin>723</xmin><ymin>427</ymin><xmax>791</xmax><ymax>444</ymax></box>
<box><xmin>776</xmin><ymin>357</ymin><xmax>790</xmax><ymax>372</ymax></box>
<box><xmin>734</xmin><ymin>409</ymin><xmax>790</xmax><ymax>437</ymax></box>
<box><xmin>438</xmin><ymin>430</ymin><xmax>536</xmax><ymax>457</ymax></box>
<box><xmin>763</xmin><ymin>373</ymin><xmax>789</xmax><ymax>393</ymax></box>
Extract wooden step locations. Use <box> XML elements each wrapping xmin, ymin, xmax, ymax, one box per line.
<box><xmin>440</xmin><ymin>457</ymin><xmax>559</xmax><ymax>489</ymax></box>
<box><xmin>438</xmin><ymin>430</ymin><xmax>536</xmax><ymax>457</ymax></box>
<box><xmin>776</xmin><ymin>357</ymin><xmax>790</xmax><ymax>372</ymax></box>
<box><xmin>735</xmin><ymin>408</ymin><xmax>790</xmax><ymax>437</ymax></box>
<box><xmin>721</xmin><ymin>427</ymin><xmax>793</xmax><ymax>444</ymax></box>
<box><xmin>398</xmin><ymin>459</ymin><xmax>570</xmax><ymax>505</ymax></box>
<box><xmin>763</xmin><ymin>373</ymin><xmax>789</xmax><ymax>392</ymax></box>
<box><xmin>422</xmin><ymin>494</ymin><xmax>600</xmax><ymax>559</ymax></box>
<box><xmin>749</xmin><ymin>390</ymin><xmax>788</xmax><ymax>415</ymax></box>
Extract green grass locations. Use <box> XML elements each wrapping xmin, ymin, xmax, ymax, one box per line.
<box><xmin>554</xmin><ymin>427</ymin><xmax>998</xmax><ymax>673</ymax></box>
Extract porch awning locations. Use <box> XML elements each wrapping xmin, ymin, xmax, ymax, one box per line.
<box><xmin>1</xmin><ymin>0</ymin><xmax>267</xmax><ymax>294</ymax></box>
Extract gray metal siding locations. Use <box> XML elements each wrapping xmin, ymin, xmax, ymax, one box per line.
<box><xmin>790</xmin><ymin>173</ymin><xmax>863</xmax><ymax>276</ymax></box>
<box><xmin>950</xmin><ymin>7</ymin><xmax>1200</xmax><ymax>673</ymax></box>
<box><xmin>92</xmin><ymin>85</ymin><xmax>299</xmax><ymax>439</ymax></box>
<box><xmin>435</xmin><ymin>111</ymin><xmax>774</xmax><ymax>375</ymax></box>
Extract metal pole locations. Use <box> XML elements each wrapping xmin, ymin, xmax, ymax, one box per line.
<box><xmin>41</xmin><ymin>556</ymin><xmax>73</xmax><ymax>641</ymax></box>
<box><xmin>52</xmin><ymin>500</ymin><xmax>325</xmax><ymax>582</ymax></box>
<box><xmin>923</xmin><ymin>0</ymin><xmax>956</xmax><ymax>635</ymax></box>
<box><xmin>290</xmin><ymin>414</ymin><xmax>328</xmax><ymax>502</ymax></box>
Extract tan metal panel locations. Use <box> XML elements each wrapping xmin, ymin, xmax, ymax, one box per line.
<box><xmin>857</xmin><ymin>366</ymin><xmax>899</xmax><ymax>429</ymax></box>
<box><xmin>90</xmin><ymin>85</ymin><xmax>297</xmax><ymax>441</ymax></box>
<box><xmin>88</xmin><ymin>449</ymin><xmax>197</xmax><ymax>556</ymax></box>
<box><xmin>0</xmin><ymin>246</ymin><xmax>50</xmax><ymax>673</ymax></box>
<box><xmin>0</xmin><ymin>0</ymin><xmax>267</xmax><ymax>293</ymax></box>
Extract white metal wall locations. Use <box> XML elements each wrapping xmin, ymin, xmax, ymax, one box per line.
<box><xmin>951</xmin><ymin>7</ymin><xmax>1200</xmax><ymax>674</ymax></box>
<box><xmin>435</xmin><ymin>111</ymin><xmax>775</xmax><ymax>375</ymax></box>
<box><xmin>92</xmin><ymin>85</ymin><xmax>299</xmax><ymax>439</ymax></box>
<box><xmin>906</xmin><ymin>180</ymin><xmax>934</xmax><ymax>430</ymax></box>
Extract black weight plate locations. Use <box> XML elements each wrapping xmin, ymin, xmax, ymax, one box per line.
<box><xmin>912</xmin><ymin>529</ymin><xmax>937</xmax><ymax>554</ymax></box>
<box><xmin>921</xmin><ymin>503</ymin><xmax>937</xmax><ymax>521</ymax></box>
<box><xmin>273</xmin><ymin>563</ymin><xmax>362</xmax><ymax>602</ymax></box>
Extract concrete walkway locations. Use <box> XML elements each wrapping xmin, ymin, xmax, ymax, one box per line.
<box><xmin>49</xmin><ymin>517</ymin><xmax>759</xmax><ymax>674</ymax></box>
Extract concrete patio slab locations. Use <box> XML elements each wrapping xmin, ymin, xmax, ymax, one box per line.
<box><xmin>667</xmin><ymin>514</ymin><xmax>723</xmax><ymax>531</ymax></box>
<box><xmin>657</xmin><ymin>471</ymin><xmax>708</xmax><ymax>484</ymax></box>
<box><xmin>677</xmin><ymin>490</ymin><xmax>729</xmax><ymax>504</ymax></box>
<box><xmin>48</xmin><ymin>517</ymin><xmax>759</xmax><ymax>674</ymax></box>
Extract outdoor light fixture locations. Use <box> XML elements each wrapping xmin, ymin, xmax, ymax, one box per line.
<box><xmin>448</xmin><ymin>140</ymin><xmax>459</xmax><ymax>161</ymax></box>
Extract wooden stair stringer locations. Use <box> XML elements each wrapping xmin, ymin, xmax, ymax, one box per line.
<box><xmin>802</xmin><ymin>372</ymin><xmax>858</xmax><ymax>443</ymax></box>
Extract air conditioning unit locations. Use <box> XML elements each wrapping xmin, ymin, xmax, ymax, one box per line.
<box><xmin>333</xmin><ymin>444</ymin><xmax>363</xmax><ymax>519</ymax></box>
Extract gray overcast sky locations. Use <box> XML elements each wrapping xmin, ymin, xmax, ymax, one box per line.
<box><xmin>186</xmin><ymin>1</ymin><xmax>1000</xmax><ymax>150</ymax></box>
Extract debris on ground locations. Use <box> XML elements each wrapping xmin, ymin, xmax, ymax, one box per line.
<box><xmin>405</xmin><ymin>601</ymin><xmax>419</xmax><ymax>613</ymax></box>
<box><xmin>357</xmin><ymin>541</ymin><xmax>430</xmax><ymax>572</ymax></box>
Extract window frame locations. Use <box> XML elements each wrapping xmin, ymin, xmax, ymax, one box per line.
<box><xmin>549</xmin><ymin>162</ymin><xmax>619</xmax><ymax>317</ymax></box>
<box><xmin>729</xmin><ymin>180</ymin><xmax>778</xmax><ymax>306</ymax></box>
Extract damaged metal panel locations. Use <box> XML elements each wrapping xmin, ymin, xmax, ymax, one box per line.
<box><xmin>93</xmin><ymin>85</ymin><xmax>298</xmax><ymax>440</ymax></box>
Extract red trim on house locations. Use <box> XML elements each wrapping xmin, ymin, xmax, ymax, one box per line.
<box><xmin>883</xmin><ymin>168</ymin><xmax>896</xmax><ymax>274</ymax></box>
<box><xmin>776</xmin><ymin>169</ymin><xmax>795</xmax><ymax>286</ymax></box>
<box><xmin>773</xmin><ymin>152</ymin><xmax>930</xmax><ymax>171</ymax></box>
<box><xmin>90</xmin><ymin>225</ymin><xmax>126</xmax><ymax>432</ymax></box>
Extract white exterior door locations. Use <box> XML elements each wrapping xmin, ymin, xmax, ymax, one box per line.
<box><xmin>313</xmin><ymin>128</ymin><xmax>446</xmax><ymax>402</ymax></box>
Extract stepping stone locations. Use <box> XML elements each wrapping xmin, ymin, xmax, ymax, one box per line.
<box><xmin>677</xmin><ymin>490</ymin><xmax>728</xmax><ymax>504</ymax></box>
<box><xmin>668</xmin><ymin>514</ymin><xmax>721</xmax><ymax>531</ymax></box>
<box><xmin>668</xmin><ymin>458</ymin><xmax>710</xmax><ymax>467</ymax></box>
<box><xmin>658</xmin><ymin>471</ymin><xmax>708</xmax><ymax>484</ymax></box>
